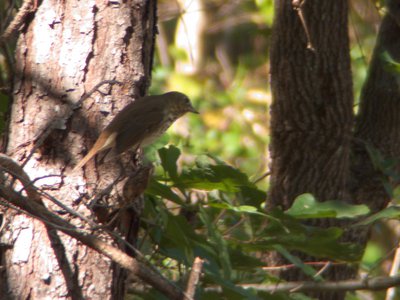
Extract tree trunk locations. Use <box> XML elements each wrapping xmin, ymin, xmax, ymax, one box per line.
<box><xmin>0</xmin><ymin>0</ymin><xmax>156</xmax><ymax>299</ymax></box>
<box><xmin>269</xmin><ymin>1</ymin><xmax>400</xmax><ymax>299</ymax></box>
<box><xmin>268</xmin><ymin>1</ymin><xmax>355</xmax><ymax>299</ymax></box>
<box><xmin>351</xmin><ymin>4</ymin><xmax>400</xmax><ymax>214</ymax></box>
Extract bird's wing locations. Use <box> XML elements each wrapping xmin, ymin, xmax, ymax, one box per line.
<box><xmin>114</xmin><ymin>109</ymin><xmax>165</xmax><ymax>154</ymax></box>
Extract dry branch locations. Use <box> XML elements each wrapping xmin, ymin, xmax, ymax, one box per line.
<box><xmin>204</xmin><ymin>275</ymin><xmax>400</xmax><ymax>294</ymax></box>
<box><xmin>0</xmin><ymin>154</ymin><xmax>186</xmax><ymax>300</ymax></box>
<box><xmin>0</xmin><ymin>0</ymin><xmax>36</xmax><ymax>44</ymax></box>
<box><xmin>185</xmin><ymin>257</ymin><xmax>204</xmax><ymax>299</ymax></box>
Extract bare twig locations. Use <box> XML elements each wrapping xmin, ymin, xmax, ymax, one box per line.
<box><xmin>185</xmin><ymin>257</ymin><xmax>204</xmax><ymax>299</ymax></box>
<box><xmin>1</xmin><ymin>186</ymin><xmax>186</xmax><ymax>299</ymax></box>
<box><xmin>0</xmin><ymin>0</ymin><xmax>36</xmax><ymax>44</ymax></box>
<box><xmin>20</xmin><ymin>80</ymin><xmax>122</xmax><ymax>168</ymax></box>
<box><xmin>314</xmin><ymin>261</ymin><xmax>332</xmax><ymax>278</ymax></box>
<box><xmin>0</xmin><ymin>154</ymin><xmax>186</xmax><ymax>300</ymax></box>
<box><xmin>386</xmin><ymin>242</ymin><xmax>400</xmax><ymax>300</ymax></box>
<box><xmin>289</xmin><ymin>261</ymin><xmax>333</xmax><ymax>292</ymax></box>
<box><xmin>204</xmin><ymin>275</ymin><xmax>400</xmax><ymax>294</ymax></box>
<box><xmin>292</xmin><ymin>0</ymin><xmax>315</xmax><ymax>51</ymax></box>
<box><xmin>262</xmin><ymin>261</ymin><xmax>345</xmax><ymax>271</ymax></box>
<box><xmin>0</xmin><ymin>153</ymin><xmax>40</xmax><ymax>202</ymax></box>
<box><xmin>75</xmin><ymin>79</ymin><xmax>123</xmax><ymax>109</ymax></box>
<box><xmin>0</xmin><ymin>155</ymin><xmax>96</xmax><ymax>226</ymax></box>
<box><xmin>253</xmin><ymin>171</ymin><xmax>270</xmax><ymax>184</ymax></box>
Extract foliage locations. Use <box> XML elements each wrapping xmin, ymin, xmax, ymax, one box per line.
<box><xmin>135</xmin><ymin>145</ymin><xmax>396</xmax><ymax>299</ymax></box>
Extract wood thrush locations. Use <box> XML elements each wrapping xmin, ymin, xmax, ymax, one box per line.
<box><xmin>74</xmin><ymin>91</ymin><xmax>198</xmax><ymax>169</ymax></box>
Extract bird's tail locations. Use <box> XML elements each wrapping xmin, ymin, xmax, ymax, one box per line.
<box><xmin>73</xmin><ymin>147</ymin><xmax>98</xmax><ymax>171</ymax></box>
<box><xmin>73</xmin><ymin>131</ymin><xmax>116</xmax><ymax>171</ymax></box>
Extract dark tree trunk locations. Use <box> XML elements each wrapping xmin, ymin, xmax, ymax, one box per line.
<box><xmin>269</xmin><ymin>0</ymin><xmax>353</xmax><ymax>210</ymax></box>
<box><xmin>351</xmin><ymin>5</ymin><xmax>400</xmax><ymax>214</ymax></box>
<box><xmin>269</xmin><ymin>0</ymin><xmax>400</xmax><ymax>299</ymax></box>
<box><xmin>268</xmin><ymin>1</ymin><xmax>355</xmax><ymax>299</ymax></box>
<box><xmin>0</xmin><ymin>0</ymin><xmax>156</xmax><ymax>299</ymax></box>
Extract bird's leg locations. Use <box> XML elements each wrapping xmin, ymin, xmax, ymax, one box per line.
<box><xmin>128</xmin><ymin>145</ymin><xmax>142</xmax><ymax>168</ymax></box>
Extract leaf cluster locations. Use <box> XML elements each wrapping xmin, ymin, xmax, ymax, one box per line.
<box><xmin>134</xmin><ymin>146</ymin><xmax>396</xmax><ymax>299</ymax></box>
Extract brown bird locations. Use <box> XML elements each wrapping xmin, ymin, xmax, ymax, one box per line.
<box><xmin>74</xmin><ymin>91</ymin><xmax>198</xmax><ymax>170</ymax></box>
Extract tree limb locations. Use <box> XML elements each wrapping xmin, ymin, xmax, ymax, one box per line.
<box><xmin>0</xmin><ymin>154</ymin><xmax>186</xmax><ymax>300</ymax></box>
<box><xmin>0</xmin><ymin>0</ymin><xmax>36</xmax><ymax>44</ymax></box>
<box><xmin>204</xmin><ymin>275</ymin><xmax>400</xmax><ymax>293</ymax></box>
<box><xmin>185</xmin><ymin>257</ymin><xmax>204</xmax><ymax>299</ymax></box>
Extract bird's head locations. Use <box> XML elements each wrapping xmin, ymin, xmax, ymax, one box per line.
<box><xmin>165</xmin><ymin>91</ymin><xmax>198</xmax><ymax>116</ymax></box>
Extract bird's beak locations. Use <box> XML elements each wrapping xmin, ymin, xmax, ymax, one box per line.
<box><xmin>189</xmin><ymin>105</ymin><xmax>199</xmax><ymax>114</ymax></box>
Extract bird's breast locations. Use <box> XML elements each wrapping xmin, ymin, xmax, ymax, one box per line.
<box><xmin>141</xmin><ymin>115</ymin><xmax>177</xmax><ymax>146</ymax></box>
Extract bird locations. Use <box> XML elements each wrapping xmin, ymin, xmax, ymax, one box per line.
<box><xmin>74</xmin><ymin>91</ymin><xmax>198</xmax><ymax>170</ymax></box>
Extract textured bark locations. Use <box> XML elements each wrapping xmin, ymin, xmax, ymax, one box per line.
<box><xmin>268</xmin><ymin>1</ymin><xmax>354</xmax><ymax>299</ymax></box>
<box><xmin>269</xmin><ymin>0</ymin><xmax>353</xmax><ymax>209</ymax></box>
<box><xmin>0</xmin><ymin>0</ymin><xmax>156</xmax><ymax>299</ymax></box>
<box><xmin>269</xmin><ymin>1</ymin><xmax>400</xmax><ymax>299</ymax></box>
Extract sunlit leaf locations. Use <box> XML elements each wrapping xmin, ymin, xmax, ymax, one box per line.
<box><xmin>208</xmin><ymin>202</ymin><xmax>269</xmax><ymax>217</ymax></box>
<box><xmin>175</xmin><ymin>157</ymin><xmax>253</xmax><ymax>192</ymax></box>
<box><xmin>382</xmin><ymin>51</ymin><xmax>400</xmax><ymax>74</ymax></box>
<box><xmin>243</xmin><ymin>214</ymin><xmax>363</xmax><ymax>262</ymax></box>
<box><xmin>146</xmin><ymin>179</ymin><xmax>185</xmax><ymax>205</ymax></box>
<box><xmin>286</xmin><ymin>193</ymin><xmax>369</xmax><ymax>219</ymax></box>
<box><xmin>355</xmin><ymin>206</ymin><xmax>400</xmax><ymax>226</ymax></box>
<box><xmin>158</xmin><ymin>145</ymin><xmax>180</xmax><ymax>179</ymax></box>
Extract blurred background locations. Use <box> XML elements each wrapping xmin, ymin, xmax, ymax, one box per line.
<box><xmin>151</xmin><ymin>0</ymin><xmax>381</xmax><ymax>186</ymax></box>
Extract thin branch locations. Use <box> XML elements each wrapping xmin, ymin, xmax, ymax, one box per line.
<box><xmin>204</xmin><ymin>275</ymin><xmax>400</xmax><ymax>294</ymax></box>
<box><xmin>75</xmin><ymin>79</ymin><xmax>123</xmax><ymax>109</ymax></box>
<box><xmin>0</xmin><ymin>154</ymin><xmax>186</xmax><ymax>300</ymax></box>
<box><xmin>292</xmin><ymin>0</ymin><xmax>315</xmax><ymax>51</ymax></box>
<box><xmin>386</xmin><ymin>242</ymin><xmax>400</xmax><ymax>300</ymax></box>
<box><xmin>252</xmin><ymin>171</ymin><xmax>270</xmax><ymax>184</ymax></box>
<box><xmin>0</xmin><ymin>153</ymin><xmax>41</xmax><ymax>202</ymax></box>
<box><xmin>20</xmin><ymin>80</ymin><xmax>122</xmax><ymax>168</ymax></box>
<box><xmin>0</xmin><ymin>155</ymin><xmax>96</xmax><ymax>226</ymax></box>
<box><xmin>185</xmin><ymin>257</ymin><xmax>204</xmax><ymax>299</ymax></box>
<box><xmin>1</xmin><ymin>186</ymin><xmax>187</xmax><ymax>300</ymax></box>
<box><xmin>262</xmin><ymin>261</ymin><xmax>345</xmax><ymax>271</ymax></box>
<box><xmin>0</xmin><ymin>0</ymin><xmax>36</xmax><ymax>44</ymax></box>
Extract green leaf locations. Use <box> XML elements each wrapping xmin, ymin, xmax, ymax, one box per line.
<box><xmin>382</xmin><ymin>51</ymin><xmax>400</xmax><ymax>74</ymax></box>
<box><xmin>240</xmin><ymin>185</ymin><xmax>267</xmax><ymax>207</ymax></box>
<box><xmin>241</xmin><ymin>212</ymin><xmax>363</xmax><ymax>261</ymax></box>
<box><xmin>203</xmin><ymin>267</ymin><xmax>261</xmax><ymax>300</ymax></box>
<box><xmin>286</xmin><ymin>193</ymin><xmax>369</xmax><ymax>219</ymax></box>
<box><xmin>199</xmin><ymin>206</ymin><xmax>232</xmax><ymax>279</ymax></box>
<box><xmin>208</xmin><ymin>202</ymin><xmax>270</xmax><ymax>217</ymax></box>
<box><xmin>159</xmin><ymin>215</ymin><xmax>196</xmax><ymax>262</ymax></box>
<box><xmin>355</xmin><ymin>206</ymin><xmax>400</xmax><ymax>226</ymax></box>
<box><xmin>176</xmin><ymin>157</ymin><xmax>253</xmax><ymax>192</ymax></box>
<box><xmin>158</xmin><ymin>145</ymin><xmax>180</xmax><ymax>179</ymax></box>
<box><xmin>145</xmin><ymin>178</ymin><xmax>185</xmax><ymax>206</ymax></box>
<box><xmin>229</xmin><ymin>247</ymin><xmax>265</xmax><ymax>270</ymax></box>
<box><xmin>274</xmin><ymin>245</ymin><xmax>320</xmax><ymax>280</ymax></box>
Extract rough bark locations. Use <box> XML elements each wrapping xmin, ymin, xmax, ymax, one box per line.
<box><xmin>0</xmin><ymin>0</ymin><xmax>156</xmax><ymax>299</ymax></box>
<box><xmin>268</xmin><ymin>1</ymin><xmax>354</xmax><ymax>299</ymax></box>
<box><xmin>269</xmin><ymin>1</ymin><xmax>400</xmax><ymax>299</ymax></box>
<box><xmin>269</xmin><ymin>0</ymin><xmax>353</xmax><ymax>209</ymax></box>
